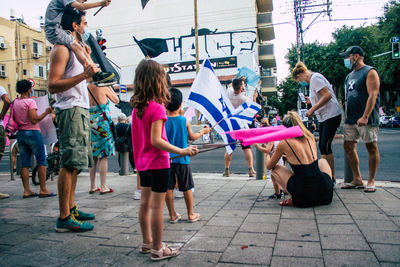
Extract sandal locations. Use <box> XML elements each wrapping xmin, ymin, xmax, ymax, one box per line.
<box><xmin>169</xmin><ymin>213</ymin><xmax>181</xmax><ymax>224</ymax></box>
<box><xmin>280</xmin><ymin>198</ymin><xmax>294</xmax><ymax>207</ymax></box>
<box><xmin>140</xmin><ymin>242</ymin><xmax>168</xmax><ymax>254</ymax></box>
<box><xmin>150</xmin><ymin>245</ymin><xmax>180</xmax><ymax>261</ymax></box>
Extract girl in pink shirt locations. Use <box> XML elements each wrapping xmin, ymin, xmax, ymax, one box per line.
<box><xmin>130</xmin><ymin>59</ymin><xmax>198</xmax><ymax>261</ymax></box>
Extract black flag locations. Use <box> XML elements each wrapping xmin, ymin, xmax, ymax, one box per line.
<box><xmin>133</xmin><ymin>36</ymin><xmax>168</xmax><ymax>58</ymax></box>
<box><xmin>142</xmin><ymin>0</ymin><xmax>150</xmax><ymax>9</ymax></box>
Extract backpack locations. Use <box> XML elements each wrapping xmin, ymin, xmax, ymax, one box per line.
<box><xmin>5</xmin><ymin>100</ymin><xmax>19</xmax><ymax>134</ymax></box>
<box><xmin>115</xmin><ymin>124</ymin><xmax>130</xmax><ymax>152</ymax></box>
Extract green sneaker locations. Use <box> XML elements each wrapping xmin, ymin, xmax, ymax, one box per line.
<box><xmin>71</xmin><ymin>205</ymin><xmax>95</xmax><ymax>221</ymax></box>
<box><xmin>55</xmin><ymin>215</ymin><xmax>94</xmax><ymax>233</ymax></box>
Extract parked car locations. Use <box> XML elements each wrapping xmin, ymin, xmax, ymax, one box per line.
<box><xmin>379</xmin><ymin>116</ymin><xmax>392</xmax><ymax>127</ymax></box>
<box><xmin>388</xmin><ymin>116</ymin><xmax>400</xmax><ymax>128</ymax></box>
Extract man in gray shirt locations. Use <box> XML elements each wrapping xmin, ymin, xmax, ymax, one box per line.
<box><xmin>340</xmin><ymin>46</ymin><xmax>380</xmax><ymax>193</ymax></box>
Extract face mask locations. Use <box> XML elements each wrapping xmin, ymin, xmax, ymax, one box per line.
<box><xmin>299</xmin><ymin>81</ymin><xmax>308</xmax><ymax>87</ymax></box>
<box><xmin>344</xmin><ymin>58</ymin><xmax>354</xmax><ymax>69</ymax></box>
<box><xmin>30</xmin><ymin>89</ymin><xmax>34</xmax><ymax>98</ymax></box>
<box><xmin>81</xmin><ymin>28</ymin><xmax>91</xmax><ymax>42</ymax></box>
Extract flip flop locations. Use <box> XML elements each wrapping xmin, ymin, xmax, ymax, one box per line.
<box><xmin>23</xmin><ymin>193</ymin><xmax>38</xmax><ymax>199</ymax></box>
<box><xmin>364</xmin><ymin>186</ymin><xmax>376</xmax><ymax>193</ymax></box>
<box><xmin>188</xmin><ymin>213</ymin><xmax>201</xmax><ymax>223</ymax></box>
<box><xmin>280</xmin><ymin>198</ymin><xmax>294</xmax><ymax>207</ymax></box>
<box><xmin>39</xmin><ymin>192</ymin><xmax>57</xmax><ymax>198</ymax></box>
<box><xmin>89</xmin><ymin>187</ymin><xmax>100</xmax><ymax>194</ymax></box>
<box><xmin>341</xmin><ymin>183</ymin><xmax>365</xmax><ymax>189</ymax></box>
<box><xmin>169</xmin><ymin>213</ymin><xmax>181</xmax><ymax>224</ymax></box>
<box><xmin>100</xmin><ymin>188</ymin><xmax>114</xmax><ymax>195</ymax></box>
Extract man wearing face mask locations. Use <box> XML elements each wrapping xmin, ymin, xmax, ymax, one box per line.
<box><xmin>340</xmin><ymin>46</ymin><xmax>380</xmax><ymax>193</ymax></box>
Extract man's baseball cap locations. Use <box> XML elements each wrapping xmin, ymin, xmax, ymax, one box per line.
<box><xmin>340</xmin><ymin>46</ymin><xmax>364</xmax><ymax>57</ymax></box>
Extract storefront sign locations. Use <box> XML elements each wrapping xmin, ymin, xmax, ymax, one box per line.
<box><xmin>166</xmin><ymin>57</ymin><xmax>237</xmax><ymax>74</ymax></box>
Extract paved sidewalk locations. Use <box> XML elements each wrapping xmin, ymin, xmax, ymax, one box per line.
<box><xmin>0</xmin><ymin>172</ymin><xmax>399</xmax><ymax>266</ymax></box>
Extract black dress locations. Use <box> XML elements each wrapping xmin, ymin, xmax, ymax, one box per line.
<box><xmin>285</xmin><ymin>139</ymin><xmax>333</xmax><ymax>208</ymax></box>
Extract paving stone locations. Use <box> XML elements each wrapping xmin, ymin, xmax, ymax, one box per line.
<box><xmin>161</xmin><ymin>229</ymin><xmax>196</xmax><ymax>243</ymax></box>
<box><xmin>103</xmin><ymin>215</ymin><xmax>136</xmax><ymax>228</ymax></box>
<box><xmin>101</xmin><ymin>233</ymin><xmax>142</xmax><ymax>248</ymax></box>
<box><xmin>371</xmin><ymin>243</ymin><xmax>400</xmax><ymax>262</ymax></box>
<box><xmin>318</xmin><ymin>224</ymin><xmax>362</xmax><ymax>235</ymax></box>
<box><xmin>165</xmin><ymin>219</ymin><xmax>207</xmax><ymax>230</ymax></box>
<box><xmin>0</xmin><ymin>251</ymin><xmax>70</xmax><ymax>266</ymax></box>
<box><xmin>220</xmin><ymin>245</ymin><xmax>272</xmax><ymax>265</ymax></box>
<box><xmin>392</xmin><ymin>216</ymin><xmax>400</xmax><ymax>227</ymax></box>
<box><xmin>239</xmin><ymin>222</ymin><xmax>278</xmax><ymax>233</ymax></box>
<box><xmin>356</xmin><ymin>219</ymin><xmax>400</xmax><ymax>231</ymax></box>
<box><xmin>244</xmin><ymin>214</ymin><xmax>280</xmax><ymax>224</ymax></box>
<box><xmin>320</xmin><ymin>234</ymin><xmax>370</xmax><ymax>250</ymax></box>
<box><xmin>277</xmin><ymin>219</ymin><xmax>319</xmax><ymax>241</ymax></box>
<box><xmin>214</xmin><ymin>209</ymin><xmax>249</xmax><ymax>218</ymax></box>
<box><xmin>363</xmin><ymin>230</ymin><xmax>400</xmax><ymax>244</ymax></box>
<box><xmin>270</xmin><ymin>256</ymin><xmax>323</xmax><ymax>267</ymax></box>
<box><xmin>345</xmin><ymin>203</ymin><xmax>381</xmax><ymax>212</ymax></box>
<box><xmin>207</xmin><ymin>216</ymin><xmax>244</xmax><ymax>227</ymax></box>
<box><xmin>323</xmin><ymin>250</ymin><xmax>379</xmax><ymax>267</ymax></box>
<box><xmin>316</xmin><ymin>214</ymin><xmax>354</xmax><ymax>224</ymax></box>
<box><xmin>196</xmin><ymin>226</ymin><xmax>239</xmax><ymax>238</ymax></box>
<box><xmin>281</xmin><ymin>207</ymin><xmax>315</xmax><ymax>219</ymax></box>
<box><xmin>313</xmin><ymin>205</ymin><xmax>349</xmax><ymax>215</ymax></box>
<box><xmin>184</xmin><ymin>236</ymin><xmax>231</xmax><ymax>252</ymax></box>
<box><xmin>231</xmin><ymin>232</ymin><xmax>275</xmax><ymax>247</ymax></box>
<box><xmin>168</xmin><ymin>251</ymin><xmax>222</xmax><ymax>266</ymax></box>
<box><xmin>380</xmin><ymin>263</ymin><xmax>400</xmax><ymax>267</ymax></box>
<box><xmin>351</xmin><ymin>210</ymin><xmax>390</xmax><ymax>220</ymax></box>
<box><xmin>63</xmin><ymin>246</ymin><xmax>133</xmax><ymax>266</ymax></box>
<box><xmin>217</xmin><ymin>263</ymin><xmax>259</xmax><ymax>267</ymax></box>
<box><xmin>273</xmin><ymin>240</ymin><xmax>322</xmax><ymax>257</ymax></box>
<box><xmin>78</xmin><ymin>225</ymin><xmax>128</xmax><ymax>238</ymax></box>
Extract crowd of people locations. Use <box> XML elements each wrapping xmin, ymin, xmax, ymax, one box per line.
<box><xmin>0</xmin><ymin>0</ymin><xmax>381</xmax><ymax>262</ymax></box>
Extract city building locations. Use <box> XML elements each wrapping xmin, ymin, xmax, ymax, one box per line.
<box><xmin>87</xmin><ymin>0</ymin><xmax>277</xmax><ymax>113</ymax></box>
<box><xmin>0</xmin><ymin>15</ymin><xmax>50</xmax><ymax>101</ymax></box>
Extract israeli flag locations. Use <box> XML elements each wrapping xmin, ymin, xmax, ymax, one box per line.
<box><xmin>186</xmin><ymin>59</ymin><xmax>239</xmax><ymax>154</ymax></box>
<box><xmin>230</xmin><ymin>100</ymin><xmax>261</xmax><ymax>125</ymax></box>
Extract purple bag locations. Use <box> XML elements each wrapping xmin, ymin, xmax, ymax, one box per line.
<box><xmin>5</xmin><ymin>101</ymin><xmax>18</xmax><ymax>134</ymax></box>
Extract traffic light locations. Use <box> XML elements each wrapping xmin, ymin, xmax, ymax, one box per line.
<box><xmin>392</xmin><ymin>42</ymin><xmax>400</xmax><ymax>59</ymax></box>
<box><xmin>97</xmin><ymin>36</ymin><xmax>107</xmax><ymax>55</ymax></box>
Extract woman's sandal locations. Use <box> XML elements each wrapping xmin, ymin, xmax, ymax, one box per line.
<box><xmin>280</xmin><ymin>198</ymin><xmax>294</xmax><ymax>207</ymax></box>
<box><xmin>140</xmin><ymin>242</ymin><xmax>168</xmax><ymax>254</ymax></box>
<box><xmin>150</xmin><ymin>245</ymin><xmax>180</xmax><ymax>261</ymax></box>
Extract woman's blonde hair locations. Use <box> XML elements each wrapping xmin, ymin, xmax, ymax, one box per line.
<box><xmin>282</xmin><ymin>111</ymin><xmax>314</xmax><ymax>140</ymax></box>
<box><xmin>130</xmin><ymin>59</ymin><xmax>170</xmax><ymax>119</ymax></box>
<box><xmin>291</xmin><ymin>61</ymin><xmax>308</xmax><ymax>80</ymax></box>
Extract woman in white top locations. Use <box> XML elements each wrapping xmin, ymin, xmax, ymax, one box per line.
<box><xmin>292</xmin><ymin>62</ymin><xmax>342</xmax><ymax>182</ymax></box>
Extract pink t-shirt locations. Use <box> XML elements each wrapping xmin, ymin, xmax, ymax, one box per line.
<box><xmin>131</xmin><ymin>100</ymin><xmax>170</xmax><ymax>171</ymax></box>
<box><xmin>13</xmin><ymin>98</ymin><xmax>41</xmax><ymax>131</ymax></box>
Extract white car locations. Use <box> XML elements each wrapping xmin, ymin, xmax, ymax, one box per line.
<box><xmin>379</xmin><ymin>116</ymin><xmax>392</xmax><ymax>127</ymax></box>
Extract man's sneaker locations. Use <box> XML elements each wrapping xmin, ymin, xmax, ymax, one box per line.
<box><xmin>93</xmin><ymin>72</ymin><xmax>116</xmax><ymax>86</ymax></box>
<box><xmin>222</xmin><ymin>168</ymin><xmax>230</xmax><ymax>177</ymax></box>
<box><xmin>0</xmin><ymin>193</ymin><xmax>9</xmax><ymax>199</ymax></box>
<box><xmin>268</xmin><ymin>192</ymin><xmax>282</xmax><ymax>199</ymax></box>
<box><xmin>55</xmin><ymin>215</ymin><xmax>94</xmax><ymax>233</ymax></box>
<box><xmin>134</xmin><ymin>189</ymin><xmax>141</xmax><ymax>200</ymax></box>
<box><xmin>249</xmin><ymin>168</ymin><xmax>256</xmax><ymax>177</ymax></box>
<box><xmin>71</xmin><ymin>205</ymin><xmax>95</xmax><ymax>220</ymax></box>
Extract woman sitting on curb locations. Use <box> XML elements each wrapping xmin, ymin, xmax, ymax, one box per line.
<box><xmin>264</xmin><ymin>111</ymin><xmax>334</xmax><ymax>208</ymax></box>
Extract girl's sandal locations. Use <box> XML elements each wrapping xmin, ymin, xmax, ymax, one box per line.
<box><xmin>280</xmin><ymin>198</ymin><xmax>294</xmax><ymax>207</ymax></box>
<box><xmin>150</xmin><ymin>246</ymin><xmax>180</xmax><ymax>261</ymax></box>
<box><xmin>140</xmin><ymin>242</ymin><xmax>169</xmax><ymax>254</ymax></box>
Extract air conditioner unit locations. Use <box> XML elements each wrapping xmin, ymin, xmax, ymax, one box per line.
<box><xmin>0</xmin><ymin>43</ymin><xmax>6</xmax><ymax>49</ymax></box>
<box><xmin>32</xmin><ymin>53</ymin><xmax>40</xmax><ymax>59</ymax></box>
<box><xmin>0</xmin><ymin>71</ymin><xmax>7</xmax><ymax>78</ymax></box>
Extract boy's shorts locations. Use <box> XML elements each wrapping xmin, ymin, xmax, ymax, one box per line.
<box><xmin>45</xmin><ymin>24</ymin><xmax>74</xmax><ymax>48</ymax></box>
<box><xmin>56</xmin><ymin>106</ymin><xmax>93</xmax><ymax>170</ymax></box>
<box><xmin>139</xmin><ymin>168</ymin><xmax>169</xmax><ymax>193</ymax></box>
<box><xmin>167</xmin><ymin>163</ymin><xmax>194</xmax><ymax>192</ymax></box>
<box><xmin>344</xmin><ymin>124</ymin><xmax>378</xmax><ymax>143</ymax></box>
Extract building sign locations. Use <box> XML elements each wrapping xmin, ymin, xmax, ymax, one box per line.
<box><xmin>166</xmin><ymin>57</ymin><xmax>237</xmax><ymax>74</ymax></box>
<box><xmin>156</xmin><ymin>31</ymin><xmax>256</xmax><ymax>62</ymax></box>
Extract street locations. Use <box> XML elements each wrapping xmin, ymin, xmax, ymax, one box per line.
<box><xmin>1</xmin><ymin>128</ymin><xmax>399</xmax><ymax>182</ymax></box>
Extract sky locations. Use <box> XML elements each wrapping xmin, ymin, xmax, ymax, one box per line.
<box><xmin>0</xmin><ymin>0</ymin><xmax>390</xmax><ymax>82</ymax></box>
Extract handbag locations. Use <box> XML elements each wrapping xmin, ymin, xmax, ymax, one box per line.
<box><xmin>88</xmin><ymin>88</ymin><xmax>117</xmax><ymax>140</ymax></box>
<box><xmin>5</xmin><ymin>100</ymin><xmax>19</xmax><ymax>134</ymax></box>
<box><xmin>115</xmin><ymin>124</ymin><xmax>130</xmax><ymax>152</ymax></box>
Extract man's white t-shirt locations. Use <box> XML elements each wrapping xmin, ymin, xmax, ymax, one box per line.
<box><xmin>226</xmin><ymin>88</ymin><xmax>249</xmax><ymax>109</ymax></box>
<box><xmin>0</xmin><ymin>86</ymin><xmax>7</xmax><ymax>126</ymax></box>
<box><xmin>309</xmin><ymin>73</ymin><xmax>342</xmax><ymax>122</ymax></box>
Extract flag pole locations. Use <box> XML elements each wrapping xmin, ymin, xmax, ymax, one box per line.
<box><xmin>187</xmin><ymin>117</ymin><xmax>226</xmax><ymax>146</ymax></box>
<box><xmin>194</xmin><ymin>0</ymin><xmax>201</xmax><ymax>125</ymax></box>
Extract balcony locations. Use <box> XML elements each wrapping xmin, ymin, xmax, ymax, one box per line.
<box><xmin>260</xmin><ymin>76</ymin><xmax>277</xmax><ymax>96</ymax></box>
<box><xmin>258</xmin><ymin>43</ymin><xmax>276</xmax><ymax>68</ymax></box>
<box><xmin>256</xmin><ymin>0</ymin><xmax>273</xmax><ymax>13</ymax></box>
<box><xmin>257</xmin><ymin>12</ymin><xmax>275</xmax><ymax>42</ymax></box>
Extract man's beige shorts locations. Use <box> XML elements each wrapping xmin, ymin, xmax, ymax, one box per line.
<box><xmin>344</xmin><ymin>124</ymin><xmax>378</xmax><ymax>143</ymax></box>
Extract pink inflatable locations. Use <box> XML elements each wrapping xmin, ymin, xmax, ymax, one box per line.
<box><xmin>224</xmin><ymin>125</ymin><xmax>286</xmax><ymax>141</ymax></box>
<box><xmin>241</xmin><ymin>126</ymin><xmax>303</xmax><ymax>146</ymax></box>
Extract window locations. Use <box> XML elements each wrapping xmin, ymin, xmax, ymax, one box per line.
<box><xmin>32</xmin><ymin>41</ymin><xmax>43</xmax><ymax>55</ymax></box>
<box><xmin>0</xmin><ymin>37</ymin><xmax>5</xmax><ymax>49</ymax></box>
<box><xmin>22</xmin><ymin>44</ymin><xmax>26</xmax><ymax>50</ymax></box>
<box><xmin>0</xmin><ymin>65</ymin><xmax>5</xmax><ymax>71</ymax></box>
<box><xmin>23</xmin><ymin>69</ymin><xmax>28</xmax><ymax>76</ymax></box>
<box><xmin>33</xmin><ymin>64</ymin><xmax>46</xmax><ymax>79</ymax></box>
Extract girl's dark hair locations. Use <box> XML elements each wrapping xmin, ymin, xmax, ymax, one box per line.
<box><xmin>130</xmin><ymin>59</ymin><xmax>170</xmax><ymax>119</ymax></box>
<box><xmin>16</xmin><ymin>79</ymin><xmax>32</xmax><ymax>94</ymax></box>
<box><xmin>60</xmin><ymin>6</ymin><xmax>86</xmax><ymax>32</ymax></box>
